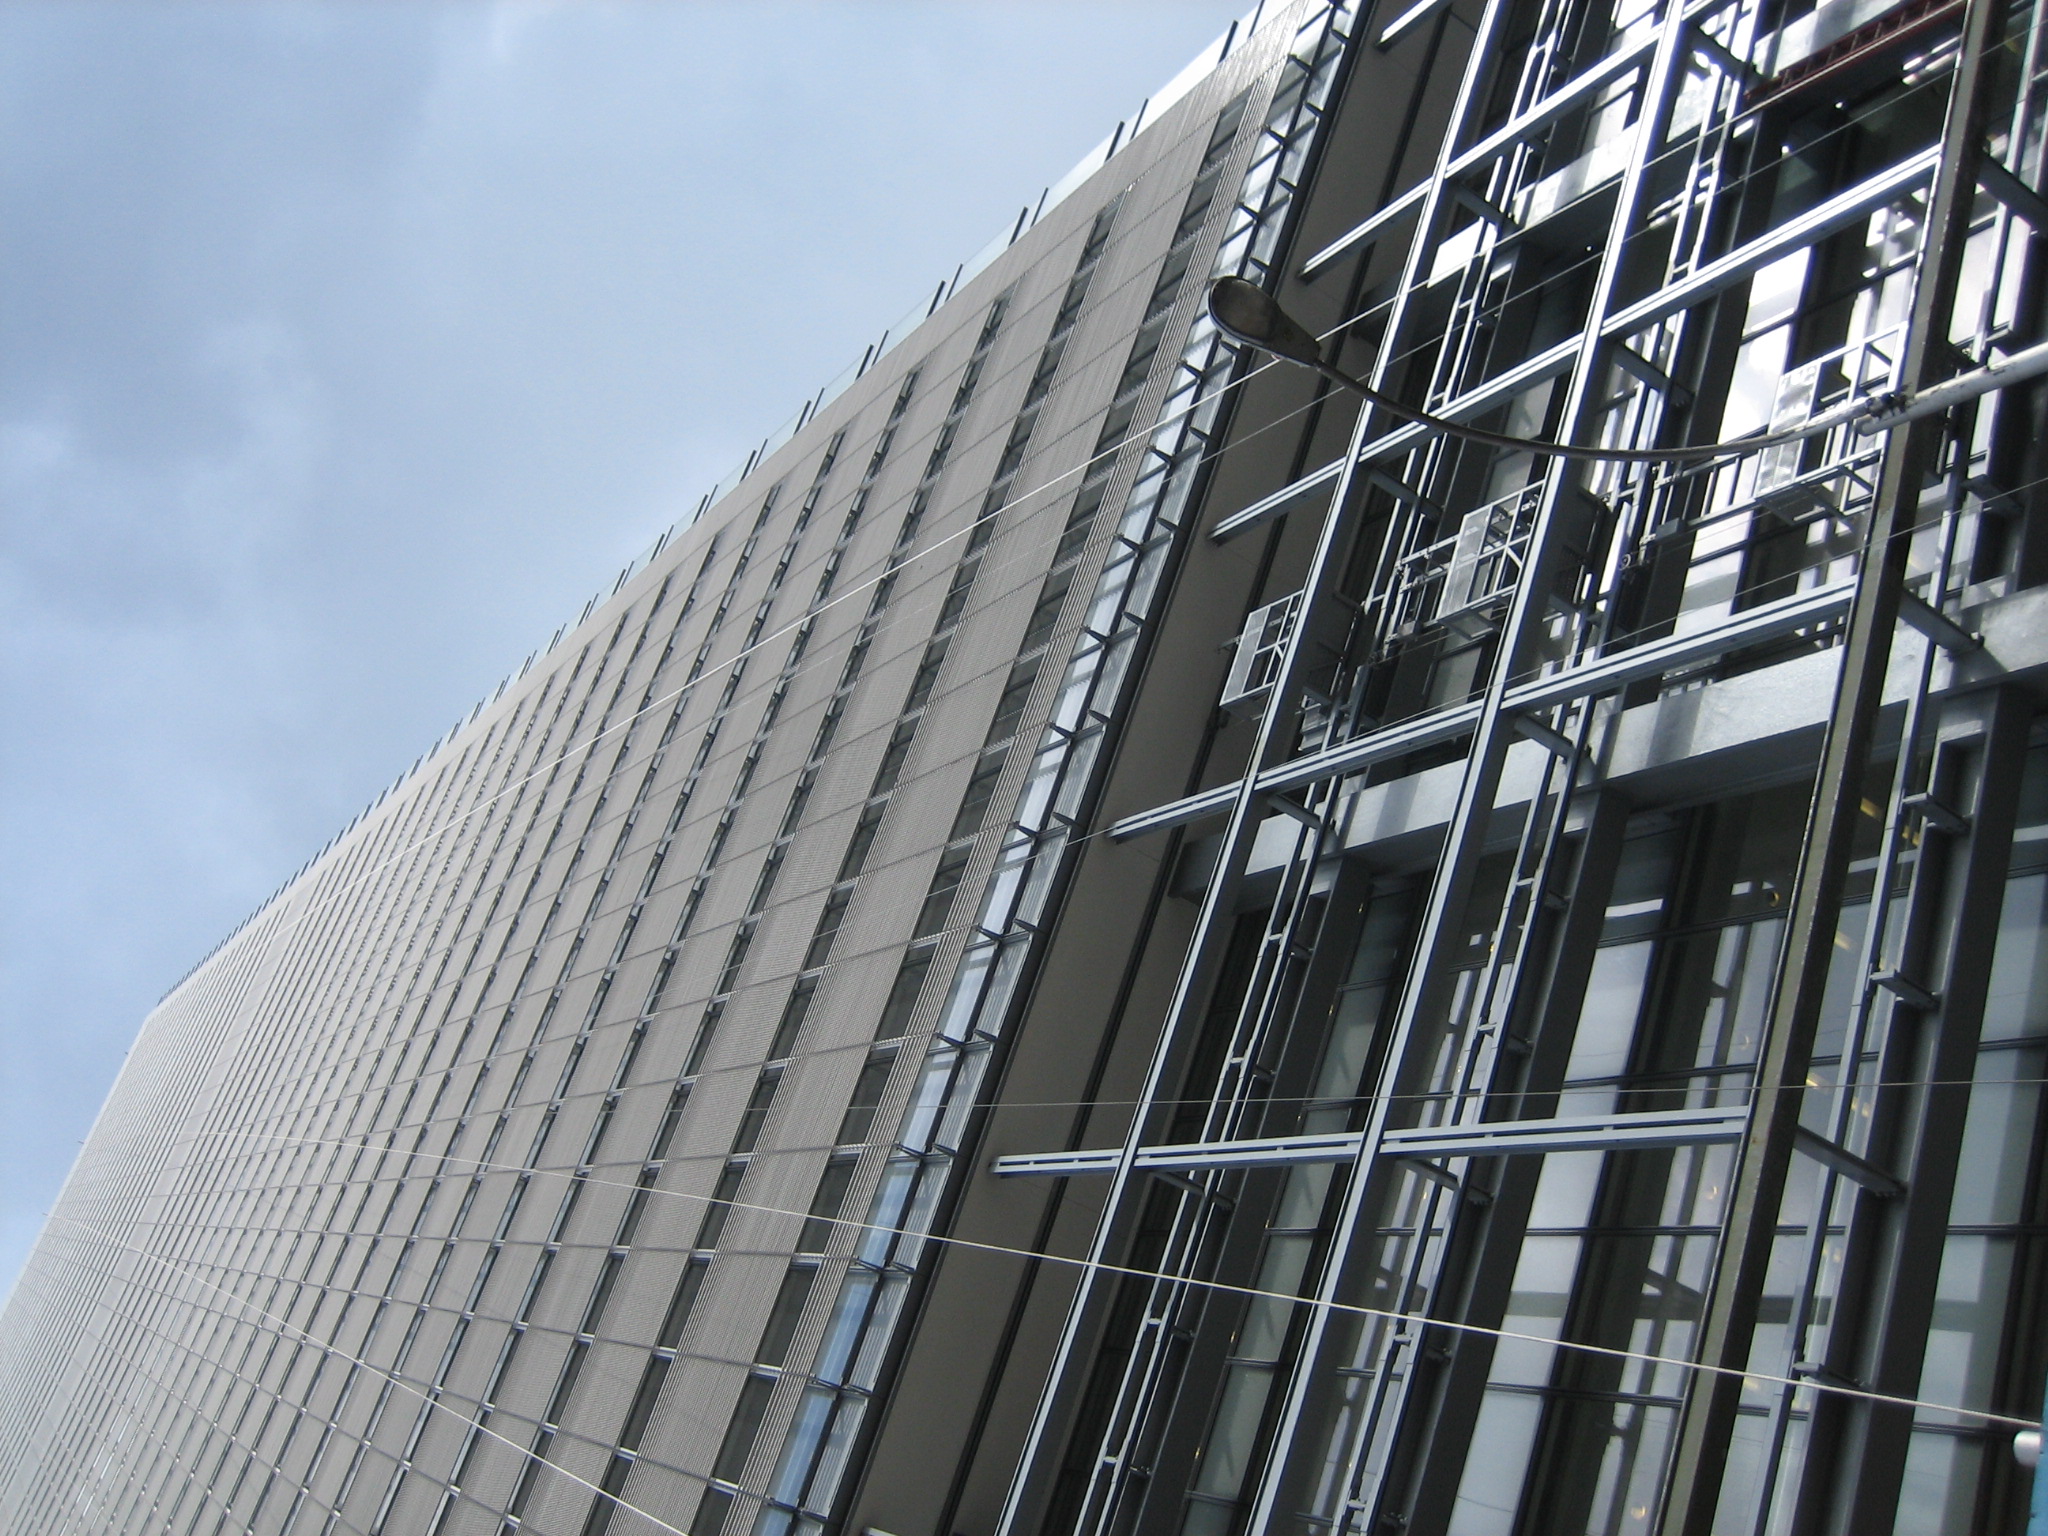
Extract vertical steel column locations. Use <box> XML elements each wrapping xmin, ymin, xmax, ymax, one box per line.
<box><xmin>1815</xmin><ymin>686</ymin><xmax>2035</xmax><ymax>1534</ymax></box>
<box><xmin>993</xmin><ymin>0</ymin><xmax>1522</xmax><ymax>1523</ymax></box>
<box><xmin>1394</xmin><ymin>784</ymin><xmax>1639</xmax><ymax>1536</ymax></box>
<box><xmin>1654</xmin><ymin>4</ymin><xmax>2005</xmax><ymax>1530</ymax></box>
<box><xmin>1245</xmin><ymin>7</ymin><xmax>1715</xmax><ymax>1529</ymax></box>
<box><xmin>992</xmin><ymin>15</ymin><xmax>1389</xmax><ymax>1530</ymax></box>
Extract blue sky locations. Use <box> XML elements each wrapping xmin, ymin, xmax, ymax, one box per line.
<box><xmin>0</xmin><ymin>0</ymin><xmax>1250</xmax><ymax>1300</ymax></box>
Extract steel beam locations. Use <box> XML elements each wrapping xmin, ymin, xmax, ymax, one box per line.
<box><xmin>1601</xmin><ymin>149</ymin><xmax>1940</xmax><ymax>340</ymax></box>
<box><xmin>992</xmin><ymin>1107</ymin><xmax>1751</xmax><ymax>1179</ymax></box>
<box><xmin>1247</xmin><ymin>11</ymin><xmax>1725</xmax><ymax>1532</ymax></box>
<box><xmin>1106</xmin><ymin>582</ymin><xmax>1855</xmax><ymax>840</ymax></box>
<box><xmin>1654</xmin><ymin>5</ymin><xmax>2001</xmax><ymax>1531</ymax></box>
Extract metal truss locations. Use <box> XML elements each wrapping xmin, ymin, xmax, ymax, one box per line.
<box><xmin>996</xmin><ymin>0</ymin><xmax>2048</xmax><ymax>1532</ymax></box>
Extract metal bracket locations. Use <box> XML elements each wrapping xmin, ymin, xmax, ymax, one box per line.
<box><xmin>1450</xmin><ymin>184</ymin><xmax>1515</xmax><ymax>231</ymax></box>
<box><xmin>1365</xmin><ymin>467</ymin><xmax>1444</xmax><ymax>514</ymax></box>
<box><xmin>1792</xmin><ymin>1126</ymin><xmax>1905</xmax><ymax>1197</ymax></box>
<box><xmin>1979</xmin><ymin>155</ymin><xmax>2048</xmax><ymax>232</ymax></box>
<box><xmin>1512</xmin><ymin>711</ymin><xmax>1580</xmax><ymax>761</ymax></box>
<box><xmin>1690</xmin><ymin>28</ymin><xmax>1761</xmax><ymax>84</ymax></box>
<box><xmin>1872</xmin><ymin>968</ymin><xmax>1940</xmax><ymax>1011</ymax></box>
<box><xmin>1396</xmin><ymin>1157</ymin><xmax>1463</xmax><ymax>1192</ymax></box>
<box><xmin>1610</xmin><ymin>342</ymin><xmax>1695</xmax><ymax>408</ymax></box>
<box><xmin>1265</xmin><ymin>794</ymin><xmax>1325</xmax><ymax>830</ymax></box>
<box><xmin>1897</xmin><ymin>589</ymin><xmax>1981</xmax><ymax>654</ymax></box>
<box><xmin>1901</xmin><ymin>791</ymin><xmax>1968</xmax><ymax>835</ymax></box>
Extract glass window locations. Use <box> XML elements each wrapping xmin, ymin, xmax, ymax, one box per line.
<box><xmin>874</xmin><ymin>948</ymin><xmax>936</xmax><ymax>1040</ymax></box>
<box><xmin>837</xmin><ymin>1054</ymin><xmax>894</xmax><ymax>1145</ymax></box>
<box><xmin>757</xmin><ymin>1266</ymin><xmax>817</xmax><ymax>1368</ymax></box>
<box><xmin>917</xmin><ymin>844</ymin><xmax>973</xmax><ymax>937</ymax></box>
<box><xmin>936</xmin><ymin>559</ymin><xmax>979</xmax><ymax>633</ymax></box>
<box><xmin>713</xmin><ymin>1373</ymin><xmax>777</xmax><ymax>1483</ymax></box>
<box><xmin>1022</xmin><ymin>572</ymin><xmax>1074</xmax><ymax>653</ymax></box>
<box><xmin>986</xmin><ymin>659</ymin><xmax>1042</xmax><ymax>745</ymax></box>
<box><xmin>616</xmin><ymin>1355</ymin><xmax>670</xmax><ymax>1452</ymax></box>
<box><xmin>693</xmin><ymin>1485</ymin><xmax>734</xmax><ymax>1536</ymax></box>
<box><xmin>806</xmin><ymin>886</ymin><xmax>853</xmax><ymax>971</ymax></box>
<box><xmin>656</xmin><ymin>1258</ymin><xmax>709</xmax><ymax>1350</ymax></box>
<box><xmin>770</xmin><ymin>979</ymin><xmax>818</xmax><ymax>1063</ymax></box>
<box><xmin>871</xmin><ymin>720</ymin><xmax>917</xmax><ymax>796</ymax></box>
<box><xmin>837</xmin><ymin>800</ymin><xmax>888</xmax><ymax>884</ymax></box>
<box><xmin>798</xmin><ymin>1159</ymin><xmax>857</xmax><ymax>1253</ymax></box>
<box><xmin>732</xmin><ymin>1070</ymin><xmax>781</xmax><ymax>1156</ymax></box>
<box><xmin>697</xmin><ymin>1161</ymin><xmax>746</xmax><ymax>1250</ymax></box>
<box><xmin>905</xmin><ymin>640</ymin><xmax>950</xmax><ymax>714</ymax></box>
<box><xmin>577</xmin><ymin>1250</ymin><xmax>624</xmax><ymax>1337</ymax></box>
<box><xmin>1982</xmin><ymin>871</ymin><xmax>2048</xmax><ymax>1041</ymax></box>
<box><xmin>718</xmin><ymin>918</ymin><xmax>758</xmax><ymax>996</ymax></box>
<box><xmin>648</xmin><ymin>1081</ymin><xmax>693</xmax><ymax>1163</ymax></box>
<box><xmin>949</xmin><ymin>750</ymin><xmax>1008</xmax><ymax>842</ymax></box>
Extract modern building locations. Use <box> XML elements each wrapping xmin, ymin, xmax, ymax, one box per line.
<box><xmin>7</xmin><ymin>0</ymin><xmax>2048</xmax><ymax>1533</ymax></box>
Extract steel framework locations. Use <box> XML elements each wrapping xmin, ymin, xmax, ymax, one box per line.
<box><xmin>993</xmin><ymin>0</ymin><xmax>2048</xmax><ymax>1532</ymax></box>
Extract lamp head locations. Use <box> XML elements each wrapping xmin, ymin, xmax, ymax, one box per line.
<box><xmin>1208</xmin><ymin>277</ymin><xmax>1324</xmax><ymax>368</ymax></box>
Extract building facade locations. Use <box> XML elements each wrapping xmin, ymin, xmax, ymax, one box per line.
<box><xmin>7</xmin><ymin>1</ymin><xmax>2048</xmax><ymax>1535</ymax></box>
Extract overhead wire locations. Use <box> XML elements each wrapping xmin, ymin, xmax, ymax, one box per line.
<box><xmin>101</xmin><ymin>1039</ymin><xmax>2048</xmax><ymax>1232</ymax></box>
<box><xmin>1222</xmin><ymin>46</ymin><xmax>1977</xmax><ymax>462</ymax></box>
<box><xmin>44</xmin><ymin>1126</ymin><xmax>2046</xmax><ymax>1435</ymax></box>
<box><xmin>60</xmin><ymin>410</ymin><xmax>2048</xmax><ymax>1317</ymax></box>
<box><xmin>28</xmin><ymin>1222</ymin><xmax>700</xmax><ymax>1536</ymax></box>
<box><xmin>140</xmin><ymin>47</ymin><xmax>1954</xmax><ymax>1095</ymax></box>
<box><xmin>61</xmin><ymin>383</ymin><xmax>2048</xmax><ymax>1291</ymax></box>
<box><xmin>155</xmin><ymin>39</ymin><xmax>1949</xmax><ymax>1048</ymax></box>
<box><xmin>144</xmin><ymin>46</ymin><xmax>1947</xmax><ymax>1021</ymax></box>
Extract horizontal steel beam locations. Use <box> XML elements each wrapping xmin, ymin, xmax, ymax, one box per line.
<box><xmin>990</xmin><ymin>1107</ymin><xmax>1752</xmax><ymax>1178</ymax></box>
<box><xmin>1896</xmin><ymin>589</ymin><xmax>1980</xmax><ymax>654</ymax></box>
<box><xmin>1978</xmin><ymin>153</ymin><xmax>2048</xmax><ymax>232</ymax></box>
<box><xmin>1602</xmin><ymin>149</ymin><xmax>1938</xmax><ymax>338</ymax></box>
<box><xmin>1442</xmin><ymin>36</ymin><xmax>1658</xmax><ymax>193</ymax></box>
<box><xmin>1212</xmin><ymin>459</ymin><xmax>1344</xmax><ymax>540</ymax></box>
<box><xmin>1256</xmin><ymin>700</ymin><xmax>1487</xmax><ymax>797</ymax></box>
<box><xmin>1299</xmin><ymin>182</ymin><xmax>1429</xmax><ymax>279</ymax></box>
<box><xmin>1349</xmin><ymin>337</ymin><xmax>1584</xmax><ymax>468</ymax></box>
<box><xmin>1287</xmin><ymin>160</ymin><xmax>1934</xmax><ymax>480</ymax></box>
<box><xmin>1379</xmin><ymin>1105</ymin><xmax>1750</xmax><ymax>1159</ymax></box>
<box><xmin>1857</xmin><ymin>333</ymin><xmax>2048</xmax><ymax>435</ymax></box>
<box><xmin>1106</xmin><ymin>583</ymin><xmax>1853</xmax><ymax>841</ymax></box>
<box><xmin>1299</xmin><ymin>36</ymin><xmax>1659</xmax><ymax>280</ymax></box>
<box><xmin>1104</xmin><ymin>781</ymin><xmax>1240</xmax><ymax>842</ymax></box>
<box><xmin>1105</xmin><ymin>702</ymin><xmax>1484</xmax><ymax>841</ymax></box>
<box><xmin>1791</xmin><ymin>1125</ymin><xmax>1904</xmax><ymax>1196</ymax></box>
<box><xmin>1500</xmin><ymin>581</ymin><xmax>1852</xmax><ymax>713</ymax></box>
<box><xmin>992</xmin><ymin>1131</ymin><xmax>1363</xmax><ymax>1178</ymax></box>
